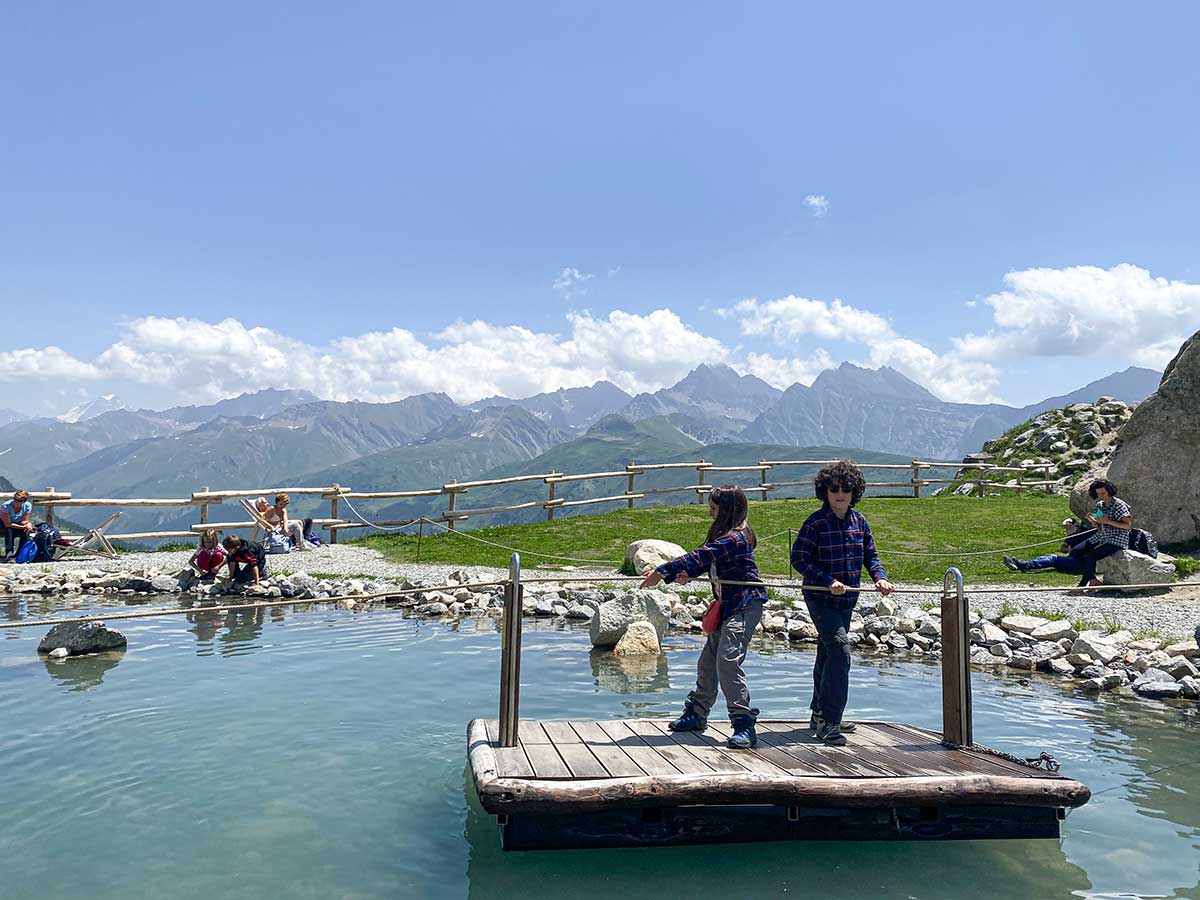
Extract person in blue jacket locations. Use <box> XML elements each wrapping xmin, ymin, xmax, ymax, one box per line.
<box><xmin>791</xmin><ymin>460</ymin><xmax>894</xmax><ymax>746</ymax></box>
<box><xmin>641</xmin><ymin>484</ymin><xmax>767</xmax><ymax>749</ymax></box>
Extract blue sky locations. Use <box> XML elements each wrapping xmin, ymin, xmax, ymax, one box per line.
<box><xmin>2</xmin><ymin>2</ymin><xmax>1198</xmax><ymax>415</ymax></box>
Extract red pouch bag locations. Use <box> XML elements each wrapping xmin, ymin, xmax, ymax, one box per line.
<box><xmin>701</xmin><ymin>600</ymin><xmax>721</xmax><ymax>633</ymax></box>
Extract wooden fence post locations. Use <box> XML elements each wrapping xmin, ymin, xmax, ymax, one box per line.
<box><xmin>911</xmin><ymin>461</ymin><xmax>921</xmax><ymax>499</ymax></box>
<box><xmin>199</xmin><ymin>486</ymin><xmax>210</xmax><ymax>528</ymax></box>
<box><xmin>44</xmin><ymin>488</ymin><xmax>55</xmax><ymax>528</ymax></box>
<box><xmin>759</xmin><ymin>461</ymin><xmax>769</xmax><ymax>501</ymax></box>
<box><xmin>1015</xmin><ymin>469</ymin><xmax>1023</xmax><ymax>496</ymax></box>
<box><xmin>975</xmin><ymin>466</ymin><xmax>986</xmax><ymax>498</ymax></box>
<box><xmin>447</xmin><ymin>482</ymin><xmax>458</xmax><ymax>530</ymax></box>
<box><xmin>696</xmin><ymin>459</ymin><xmax>706</xmax><ymax>504</ymax></box>
<box><xmin>626</xmin><ymin>464</ymin><xmax>636</xmax><ymax>510</ymax></box>
<box><xmin>330</xmin><ymin>483</ymin><xmax>340</xmax><ymax>544</ymax></box>
<box><xmin>1043</xmin><ymin>465</ymin><xmax>1054</xmax><ymax>495</ymax></box>
<box><xmin>546</xmin><ymin>479</ymin><xmax>556</xmax><ymax>521</ymax></box>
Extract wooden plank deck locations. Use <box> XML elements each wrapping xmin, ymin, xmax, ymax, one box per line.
<box><xmin>468</xmin><ymin>717</ymin><xmax>1090</xmax><ymax>848</ymax></box>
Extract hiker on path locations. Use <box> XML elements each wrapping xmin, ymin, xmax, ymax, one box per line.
<box><xmin>791</xmin><ymin>460</ymin><xmax>894</xmax><ymax>747</ymax></box>
<box><xmin>641</xmin><ymin>485</ymin><xmax>767</xmax><ymax>751</ymax></box>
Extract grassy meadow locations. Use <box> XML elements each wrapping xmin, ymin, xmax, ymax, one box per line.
<box><xmin>354</xmin><ymin>494</ymin><xmax>1081</xmax><ymax>586</ymax></box>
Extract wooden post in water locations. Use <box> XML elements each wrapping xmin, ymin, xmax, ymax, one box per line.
<box><xmin>498</xmin><ymin>552</ymin><xmax>524</xmax><ymax>748</ymax></box>
<box><xmin>941</xmin><ymin>566</ymin><xmax>972</xmax><ymax>746</ymax></box>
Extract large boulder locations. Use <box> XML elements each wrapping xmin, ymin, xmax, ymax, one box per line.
<box><xmin>590</xmin><ymin>589</ymin><xmax>672</xmax><ymax>647</ymax></box>
<box><xmin>1105</xmin><ymin>330</ymin><xmax>1200</xmax><ymax>544</ymax></box>
<box><xmin>625</xmin><ymin>539</ymin><xmax>687</xmax><ymax>575</ymax></box>
<box><xmin>613</xmin><ymin>620</ymin><xmax>661</xmax><ymax>656</ymax></box>
<box><xmin>37</xmin><ymin>621</ymin><xmax>127</xmax><ymax>655</ymax></box>
<box><xmin>1095</xmin><ymin>549</ymin><xmax>1176</xmax><ymax>588</ymax></box>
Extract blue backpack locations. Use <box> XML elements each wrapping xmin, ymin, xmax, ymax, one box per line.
<box><xmin>14</xmin><ymin>540</ymin><xmax>37</xmax><ymax>563</ymax></box>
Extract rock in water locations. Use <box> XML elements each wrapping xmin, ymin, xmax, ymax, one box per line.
<box><xmin>624</xmin><ymin>539</ymin><xmax>687</xmax><ymax>575</ymax></box>
<box><xmin>37</xmin><ymin>621</ymin><xmax>127</xmax><ymax>655</ymax></box>
<box><xmin>613</xmin><ymin>620</ymin><xmax>661</xmax><ymax>656</ymax></box>
<box><xmin>590</xmin><ymin>589</ymin><xmax>671</xmax><ymax>647</ymax></box>
<box><xmin>1095</xmin><ymin>550</ymin><xmax>1176</xmax><ymax>588</ymax></box>
<box><xmin>1105</xmin><ymin>330</ymin><xmax>1200</xmax><ymax>544</ymax></box>
<box><xmin>48</xmin><ymin>647</ymin><xmax>69</xmax><ymax>659</ymax></box>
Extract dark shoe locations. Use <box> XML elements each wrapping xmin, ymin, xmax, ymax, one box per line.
<box><xmin>809</xmin><ymin>713</ymin><xmax>856</xmax><ymax>733</ymax></box>
<box><xmin>668</xmin><ymin>702</ymin><xmax>707</xmax><ymax>732</ymax></box>
<box><xmin>727</xmin><ymin>714</ymin><xmax>757</xmax><ymax>749</ymax></box>
<box><xmin>817</xmin><ymin>721</ymin><xmax>848</xmax><ymax>746</ymax></box>
<box><xmin>1003</xmin><ymin>555</ymin><xmax>1020</xmax><ymax>572</ymax></box>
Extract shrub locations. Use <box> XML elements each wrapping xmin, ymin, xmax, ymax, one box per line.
<box><xmin>1174</xmin><ymin>556</ymin><xmax>1200</xmax><ymax>578</ymax></box>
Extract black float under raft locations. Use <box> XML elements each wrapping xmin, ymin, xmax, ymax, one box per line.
<box><xmin>467</xmin><ymin>717</ymin><xmax>1091</xmax><ymax>850</ymax></box>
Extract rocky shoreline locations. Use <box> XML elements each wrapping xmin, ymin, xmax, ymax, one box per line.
<box><xmin>13</xmin><ymin>556</ymin><xmax>1199</xmax><ymax>707</ymax></box>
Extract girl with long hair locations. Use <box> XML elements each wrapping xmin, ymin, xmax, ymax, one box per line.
<box><xmin>641</xmin><ymin>485</ymin><xmax>767</xmax><ymax>749</ymax></box>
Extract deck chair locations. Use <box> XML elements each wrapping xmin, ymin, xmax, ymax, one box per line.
<box><xmin>56</xmin><ymin>512</ymin><xmax>123</xmax><ymax>560</ymax></box>
<box><xmin>238</xmin><ymin>498</ymin><xmax>281</xmax><ymax>543</ymax></box>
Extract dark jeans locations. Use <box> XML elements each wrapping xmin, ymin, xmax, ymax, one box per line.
<box><xmin>805</xmin><ymin>599</ymin><xmax>854</xmax><ymax>725</ymax></box>
<box><xmin>1076</xmin><ymin>543</ymin><xmax>1121</xmax><ymax>586</ymax></box>
<box><xmin>1021</xmin><ymin>553</ymin><xmax>1086</xmax><ymax>575</ymax></box>
<box><xmin>3</xmin><ymin>526</ymin><xmax>29</xmax><ymax>557</ymax></box>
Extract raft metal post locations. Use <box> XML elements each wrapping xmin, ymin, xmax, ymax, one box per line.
<box><xmin>499</xmin><ymin>552</ymin><xmax>523</xmax><ymax>747</ymax></box>
<box><xmin>941</xmin><ymin>566</ymin><xmax>972</xmax><ymax>746</ymax></box>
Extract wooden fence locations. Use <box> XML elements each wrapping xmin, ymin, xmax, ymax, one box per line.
<box><xmin>26</xmin><ymin>458</ymin><xmax>1059</xmax><ymax>546</ymax></box>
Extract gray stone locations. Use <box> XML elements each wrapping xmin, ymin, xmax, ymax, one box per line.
<box><xmin>613</xmin><ymin>620</ymin><xmax>661</xmax><ymax>656</ymax></box>
<box><xmin>1048</xmin><ymin>658</ymin><xmax>1075</xmax><ymax>676</ymax></box>
<box><xmin>564</xmin><ymin>602</ymin><xmax>595</xmax><ymax>620</ymax></box>
<box><xmin>884</xmin><ymin>632</ymin><xmax>909</xmax><ymax>653</ymax></box>
<box><xmin>418</xmin><ymin>601</ymin><xmax>449</xmax><ymax>616</ymax></box>
<box><xmin>970</xmin><ymin>646</ymin><xmax>1001</xmax><ymax>666</ymax></box>
<box><xmin>532</xmin><ymin>599</ymin><xmax>556</xmax><ymax>616</ymax></box>
<box><xmin>148</xmin><ymin>574</ymin><xmax>182</xmax><ymax>593</ymax></box>
<box><xmin>1134</xmin><ymin>680</ymin><xmax>1183</xmax><ymax>699</ymax></box>
<box><xmin>917</xmin><ymin>619</ymin><xmax>941</xmax><ymax>637</ymax></box>
<box><xmin>973</xmin><ymin>621</ymin><xmax>1009</xmax><ymax>645</ymax></box>
<box><xmin>875</xmin><ymin>597</ymin><xmax>898</xmax><ymax>617</ymax></box>
<box><xmin>1030</xmin><ymin>641</ymin><xmax>1066</xmax><ymax>665</ymax></box>
<box><xmin>908</xmin><ymin>633</ymin><xmax>934</xmax><ymax>651</ymax></box>
<box><xmin>1095</xmin><ymin>550</ymin><xmax>1175</xmax><ymax>588</ymax></box>
<box><xmin>788</xmin><ymin>621</ymin><xmax>819</xmax><ymax>641</ymax></box>
<box><xmin>1001</xmin><ymin>614</ymin><xmax>1050</xmax><ymax>634</ymax></box>
<box><xmin>1133</xmin><ymin>667</ymin><xmax>1176</xmax><ymax>687</ymax></box>
<box><xmin>1179</xmin><ymin>676</ymin><xmax>1200</xmax><ymax>700</ymax></box>
<box><xmin>37</xmin><ymin>621</ymin><xmax>127</xmax><ymax>655</ymax></box>
<box><xmin>1007</xmin><ymin>653</ymin><xmax>1036</xmax><ymax>671</ymax></box>
<box><xmin>1033</xmin><ymin>428</ymin><xmax>1064</xmax><ymax>451</ymax></box>
<box><xmin>624</xmin><ymin>539</ymin><xmax>687</xmax><ymax>575</ymax></box>
<box><xmin>1165</xmin><ymin>656</ymin><xmax>1199</xmax><ymax>680</ymax></box>
<box><xmin>590</xmin><ymin>589</ymin><xmax>671</xmax><ymax>647</ymax></box>
<box><xmin>1070</xmin><ymin>635</ymin><xmax>1121</xmax><ymax>664</ymax></box>
<box><xmin>1030</xmin><ymin>620</ymin><xmax>1077</xmax><ymax>642</ymax></box>
<box><xmin>865</xmin><ymin>616</ymin><xmax>898</xmax><ymax>636</ymax></box>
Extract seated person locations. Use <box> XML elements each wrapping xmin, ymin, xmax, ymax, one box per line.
<box><xmin>221</xmin><ymin>534</ymin><xmax>269</xmax><ymax>586</ymax></box>
<box><xmin>249</xmin><ymin>497</ymin><xmax>272</xmax><ymax>542</ymax></box>
<box><xmin>189</xmin><ymin>530</ymin><xmax>226</xmax><ymax>581</ymax></box>
<box><xmin>1003</xmin><ymin>518</ymin><xmax>1094</xmax><ymax>575</ymax></box>
<box><xmin>263</xmin><ymin>492</ymin><xmax>310</xmax><ymax>552</ymax></box>
<box><xmin>1</xmin><ymin>490</ymin><xmax>34</xmax><ymax>562</ymax></box>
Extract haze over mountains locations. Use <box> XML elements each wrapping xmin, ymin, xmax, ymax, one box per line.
<box><xmin>0</xmin><ymin>362</ymin><xmax>1160</xmax><ymax>536</ymax></box>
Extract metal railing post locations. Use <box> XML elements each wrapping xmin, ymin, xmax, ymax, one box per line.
<box><xmin>941</xmin><ymin>566</ymin><xmax>972</xmax><ymax>746</ymax></box>
<box><xmin>498</xmin><ymin>552</ymin><xmax>524</xmax><ymax>747</ymax></box>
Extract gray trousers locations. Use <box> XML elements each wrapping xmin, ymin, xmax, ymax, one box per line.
<box><xmin>687</xmin><ymin>600</ymin><xmax>762</xmax><ymax>720</ymax></box>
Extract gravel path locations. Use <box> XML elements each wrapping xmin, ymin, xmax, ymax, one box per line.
<box><xmin>41</xmin><ymin>546</ymin><xmax>1200</xmax><ymax>639</ymax></box>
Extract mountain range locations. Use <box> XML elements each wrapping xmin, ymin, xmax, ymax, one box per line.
<box><xmin>0</xmin><ymin>363</ymin><xmax>1161</xmax><ymax>536</ymax></box>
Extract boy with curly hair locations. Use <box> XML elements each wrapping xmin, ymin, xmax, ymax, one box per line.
<box><xmin>790</xmin><ymin>460</ymin><xmax>893</xmax><ymax>746</ymax></box>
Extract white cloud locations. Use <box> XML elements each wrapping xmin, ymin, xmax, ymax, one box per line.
<box><xmin>552</xmin><ymin>266</ymin><xmax>594</xmax><ymax>298</ymax></box>
<box><xmin>960</xmin><ymin>264</ymin><xmax>1200</xmax><ymax>369</ymax></box>
<box><xmin>739</xmin><ymin>350</ymin><xmax>835</xmax><ymax>388</ymax></box>
<box><xmin>733</xmin><ymin>295</ymin><xmax>893</xmax><ymax>344</ymax></box>
<box><xmin>0</xmin><ymin>347</ymin><xmax>102</xmax><ymax>382</ymax></box>
<box><xmin>803</xmin><ymin>194</ymin><xmax>830</xmax><ymax>217</ymax></box>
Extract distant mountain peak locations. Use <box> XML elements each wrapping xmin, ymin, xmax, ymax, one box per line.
<box><xmin>58</xmin><ymin>395</ymin><xmax>127</xmax><ymax>423</ymax></box>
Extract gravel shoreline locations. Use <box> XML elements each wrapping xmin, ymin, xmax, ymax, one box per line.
<box><xmin>22</xmin><ymin>545</ymin><xmax>1200</xmax><ymax>639</ymax></box>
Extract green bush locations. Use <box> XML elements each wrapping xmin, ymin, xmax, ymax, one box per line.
<box><xmin>1174</xmin><ymin>556</ymin><xmax>1200</xmax><ymax>578</ymax></box>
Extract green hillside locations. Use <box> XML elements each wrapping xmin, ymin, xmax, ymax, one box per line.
<box><xmin>356</xmin><ymin>493</ymin><xmax>1078</xmax><ymax>586</ymax></box>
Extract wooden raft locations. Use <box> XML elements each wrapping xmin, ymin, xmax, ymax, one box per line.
<box><xmin>467</xmin><ymin>718</ymin><xmax>1091</xmax><ymax>850</ymax></box>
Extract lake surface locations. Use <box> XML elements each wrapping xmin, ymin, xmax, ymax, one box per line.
<box><xmin>2</xmin><ymin>595</ymin><xmax>1199</xmax><ymax>900</ymax></box>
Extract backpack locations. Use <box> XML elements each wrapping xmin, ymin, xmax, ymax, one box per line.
<box><xmin>14</xmin><ymin>540</ymin><xmax>37</xmax><ymax>563</ymax></box>
<box><xmin>33</xmin><ymin>522</ymin><xmax>61</xmax><ymax>563</ymax></box>
<box><xmin>264</xmin><ymin>531</ymin><xmax>291</xmax><ymax>554</ymax></box>
<box><xmin>1129</xmin><ymin>528</ymin><xmax>1158</xmax><ymax>559</ymax></box>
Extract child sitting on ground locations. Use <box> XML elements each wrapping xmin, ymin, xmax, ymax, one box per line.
<box><xmin>189</xmin><ymin>530</ymin><xmax>226</xmax><ymax>582</ymax></box>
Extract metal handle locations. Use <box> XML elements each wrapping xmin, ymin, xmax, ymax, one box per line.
<box><xmin>499</xmin><ymin>552</ymin><xmax>523</xmax><ymax>747</ymax></box>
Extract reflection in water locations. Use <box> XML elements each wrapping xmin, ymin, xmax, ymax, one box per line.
<box><xmin>589</xmin><ymin>647</ymin><xmax>669</xmax><ymax>694</ymax></box>
<box><xmin>182</xmin><ymin>599</ymin><xmax>268</xmax><ymax>655</ymax></box>
<box><xmin>42</xmin><ymin>649</ymin><xmax>125</xmax><ymax>691</ymax></box>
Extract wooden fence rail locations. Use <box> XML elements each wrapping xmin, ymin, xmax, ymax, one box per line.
<box><xmin>23</xmin><ymin>457</ymin><xmax>1060</xmax><ymax>546</ymax></box>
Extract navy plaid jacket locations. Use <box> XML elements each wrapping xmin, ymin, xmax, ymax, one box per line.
<box><xmin>790</xmin><ymin>505</ymin><xmax>887</xmax><ymax>607</ymax></box>
<box><xmin>656</xmin><ymin>530</ymin><xmax>767</xmax><ymax>622</ymax></box>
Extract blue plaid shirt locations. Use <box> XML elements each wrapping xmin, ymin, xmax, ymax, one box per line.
<box><xmin>790</xmin><ymin>506</ymin><xmax>887</xmax><ymax>607</ymax></box>
<box><xmin>656</xmin><ymin>530</ymin><xmax>767</xmax><ymax>622</ymax></box>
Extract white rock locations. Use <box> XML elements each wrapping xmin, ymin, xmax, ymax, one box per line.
<box><xmin>1030</xmin><ymin>620</ymin><xmax>1077</xmax><ymax>642</ymax></box>
<box><xmin>1095</xmin><ymin>550</ymin><xmax>1176</xmax><ymax>588</ymax></box>
<box><xmin>613</xmin><ymin>620</ymin><xmax>661</xmax><ymax>656</ymax></box>
<box><xmin>48</xmin><ymin>647</ymin><xmax>69</xmax><ymax>659</ymax></box>
<box><xmin>1070</xmin><ymin>635</ymin><xmax>1121</xmax><ymax>664</ymax></box>
<box><xmin>624</xmin><ymin>540</ymin><xmax>687</xmax><ymax>575</ymax></box>
<box><xmin>1001</xmin><ymin>614</ymin><xmax>1049</xmax><ymax>634</ymax></box>
<box><xmin>1179</xmin><ymin>676</ymin><xmax>1200</xmax><ymax>700</ymax></box>
<box><xmin>590</xmin><ymin>589</ymin><xmax>671</xmax><ymax>647</ymax></box>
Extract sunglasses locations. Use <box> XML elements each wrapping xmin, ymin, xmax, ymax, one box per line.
<box><xmin>827</xmin><ymin>484</ymin><xmax>851</xmax><ymax>494</ymax></box>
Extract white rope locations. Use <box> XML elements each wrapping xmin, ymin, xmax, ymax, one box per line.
<box><xmin>338</xmin><ymin>495</ymin><xmax>419</xmax><ymax>533</ymax></box>
<box><xmin>415</xmin><ymin>515</ymin><xmax>619</xmax><ymax>565</ymax></box>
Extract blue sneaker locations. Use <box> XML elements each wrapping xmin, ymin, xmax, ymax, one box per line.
<box><xmin>668</xmin><ymin>702</ymin><xmax>707</xmax><ymax>732</ymax></box>
<box><xmin>727</xmin><ymin>714</ymin><xmax>757</xmax><ymax>749</ymax></box>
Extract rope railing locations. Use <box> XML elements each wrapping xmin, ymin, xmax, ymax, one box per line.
<box><xmin>24</xmin><ymin>455</ymin><xmax>1064</xmax><ymax>547</ymax></box>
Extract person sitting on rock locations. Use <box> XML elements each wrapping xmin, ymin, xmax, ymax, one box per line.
<box><xmin>263</xmin><ymin>492</ymin><xmax>310</xmax><ymax>552</ymax></box>
<box><xmin>640</xmin><ymin>484</ymin><xmax>767</xmax><ymax>751</ymax></box>
<box><xmin>188</xmin><ymin>530</ymin><xmax>226</xmax><ymax>582</ymax></box>
<box><xmin>1003</xmin><ymin>517</ymin><xmax>1095</xmax><ymax>576</ymax></box>
<box><xmin>791</xmin><ymin>460</ymin><xmax>894</xmax><ymax>747</ymax></box>
<box><xmin>1</xmin><ymin>489</ymin><xmax>34</xmax><ymax>562</ymax></box>
<box><xmin>1072</xmin><ymin>479</ymin><xmax>1133</xmax><ymax>588</ymax></box>
<box><xmin>222</xmin><ymin>534</ymin><xmax>269</xmax><ymax>587</ymax></box>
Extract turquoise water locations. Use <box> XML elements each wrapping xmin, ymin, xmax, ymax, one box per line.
<box><xmin>2</xmin><ymin>595</ymin><xmax>1199</xmax><ymax>900</ymax></box>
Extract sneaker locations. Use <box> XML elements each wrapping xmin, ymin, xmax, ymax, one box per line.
<box><xmin>817</xmin><ymin>721</ymin><xmax>848</xmax><ymax>746</ymax></box>
<box><xmin>809</xmin><ymin>713</ymin><xmax>856</xmax><ymax>733</ymax></box>
<box><xmin>1003</xmin><ymin>555</ymin><xmax>1020</xmax><ymax>572</ymax></box>
<box><xmin>668</xmin><ymin>703</ymin><xmax>707</xmax><ymax>733</ymax></box>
